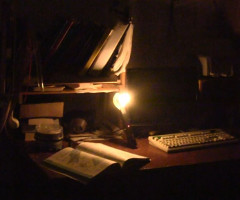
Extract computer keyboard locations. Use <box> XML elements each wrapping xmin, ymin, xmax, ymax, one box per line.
<box><xmin>148</xmin><ymin>129</ymin><xmax>239</xmax><ymax>153</ymax></box>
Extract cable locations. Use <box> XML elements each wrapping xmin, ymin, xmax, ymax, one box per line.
<box><xmin>0</xmin><ymin>0</ymin><xmax>19</xmax><ymax>134</ymax></box>
<box><xmin>0</xmin><ymin>99</ymin><xmax>12</xmax><ymax>134</ymax></box>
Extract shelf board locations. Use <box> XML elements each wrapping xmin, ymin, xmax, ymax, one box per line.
<box><xmin>19</xmin><ymin>84</ymin><xmax>120</xmax><ymax>104</ymax></box>
<box><xmin>20</xmin><ymin>88</ymin><xmax>119</xmax><ymax>95</ymax></box>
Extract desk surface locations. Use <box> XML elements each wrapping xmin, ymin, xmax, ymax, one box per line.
<box><xmin>103</xmin><ymin>138</ymin><xmax>240</xmax><ymax>169</ymax></box>
<box><xmin>25</xmin><ymin>138</ymin><xmax>240</xmax><ymax>199</ymax></box>
<box><xmin>28</xmin><ymin>138</ymin><xmax>240</xmax><ymax>171</ymax></box>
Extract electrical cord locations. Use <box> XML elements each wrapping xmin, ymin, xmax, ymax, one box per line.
<box><xmin>0</xmin><ymin>99</ymin><xmax>12</xmax><ymax>134</ymax></box>
<box><xmin>0</xmin><ymin>0</ymin><xmax>19</xmax><ymax>135</ymax></box>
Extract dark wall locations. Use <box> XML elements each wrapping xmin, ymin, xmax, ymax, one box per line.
<box><xmin>14</xmin><ymin>0</ymin><xmax>128</xmax><ymax>33</ymax></box>
<box><xmin>128</xmin><ymin>0</ymin><xmax>240</xmax><ymax>69</ymax></box>
<box><xmin>3</xmin><ymin>0</ymin><xmax>240</xmax><ymax>133</ymax></box>
<box><xmin>11</xmin><ymin>0</ymin><xmax>240</xmax><ymax>75</ymax></box>
<box><xmin>126</xmin><ymin>0</ymin><xmax>240</xmax><ymax>132</ymax></box>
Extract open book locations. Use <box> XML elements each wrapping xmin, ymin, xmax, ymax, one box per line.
<box><xmin>43</xmin><ymin>142</ymin><xmax>150</xmax><ymax>183</ymax></box>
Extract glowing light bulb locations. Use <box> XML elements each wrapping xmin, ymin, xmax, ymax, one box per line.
<box><xmin>113</xmin><ymin>92</ymin><xmax>131</xmax><ymax>110</ymax></box>
<box><xmin>113</xmin><ymin>92</ymin><xmax>137</xmax><ymax>148</ymax></box>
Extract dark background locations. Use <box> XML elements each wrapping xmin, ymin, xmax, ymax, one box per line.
<box><xmin>127</xmin><ymin>0</ymin><xmax>240</xmax><ymax>133</ymax></box>
<box><xmin>1</xmin><ymin>1</ymin><xmax>240</xmax><ymax>199</ymax></box>
<box><xmin>2</xmin><ymin>0</ymin><xmax>240</xmax><ymax>133</ymax></box>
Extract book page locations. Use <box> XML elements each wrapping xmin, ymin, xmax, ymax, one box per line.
<box><xmin>44</xmin><ymin>147</ymin><xmax>117</xmax><ymax>179</ymax></box>
<box><xmin>76</xmin><ymin>142</ymin><xmax>148</xmax><ymax>167</ymax></box>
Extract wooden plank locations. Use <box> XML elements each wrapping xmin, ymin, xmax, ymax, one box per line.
<box><xmin>20</xmin><ymin>102</ymin><xmax>64</xmax><ymax>119</ymax></box>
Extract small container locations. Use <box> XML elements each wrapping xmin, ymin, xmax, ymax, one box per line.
<box><xmin>35</xmin><ymin>124</ymin><xmax>63</xmax><ymax>151</ymax></box>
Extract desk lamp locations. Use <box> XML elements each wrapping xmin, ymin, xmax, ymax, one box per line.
<box><xmin>113</xmin><ymin>92</ymin><xmax>137</xmax><ymax>148</ymax></box>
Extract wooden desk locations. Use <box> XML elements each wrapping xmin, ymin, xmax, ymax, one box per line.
<box><xmin>103</xmin><ymin>138</ymin><xmax>240</xmax><ymax>169</ymax></box>
<box><xmin>26</xmin><ymin>137</ymin><xmax>240</xmax><ymax>183</ymax></box>
<box><xmin>21</xmin><ymin>138</ymin><xmax>240</xmax><ymax>199</ymax></box>
<box><xmin>102</xmin><ymin>138</ymin><xmax>240</xmax><ymax>199</ymax></box>
<box><xmin>27</xmin><ymin>138</ymin><xmax>240</xmax><ymax>170</ymax></box>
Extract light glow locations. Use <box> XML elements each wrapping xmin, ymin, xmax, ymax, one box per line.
<box><xmin>113</xmin><ymin>92</ymin><xmax>131</xmax><ymax>110</ymax></box>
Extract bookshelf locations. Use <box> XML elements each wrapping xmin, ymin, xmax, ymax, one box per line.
<box><xmin>19</xmin><ymin>73</ymin><xmax>126</xmax><ymax>104</ymax></box>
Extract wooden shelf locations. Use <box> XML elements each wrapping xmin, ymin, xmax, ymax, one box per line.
<box><xmin>19</xmin><ymin>83</ymin><xmax>121</xmax><ymax>104</ymax></box>
<box><xmin>19</xmin><ymin>73</ymin><xmax>126</xmax><ymax>104</ymax></box>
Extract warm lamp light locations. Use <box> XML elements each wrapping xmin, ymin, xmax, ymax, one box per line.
<box><xmin>113</xmin><ymin>92</ymin><xmax>131</xmax><ymax>111</ymax></box>
<box><xmin>112</xmin><ymin>92</ymin><xmax>136</xmax><ymax>148</ymax></box>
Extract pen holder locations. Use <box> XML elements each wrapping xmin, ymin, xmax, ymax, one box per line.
<box><xmin>35</xmin><ymin>124</ymin><xmax>63</xmax><ymax>151</ymax></box>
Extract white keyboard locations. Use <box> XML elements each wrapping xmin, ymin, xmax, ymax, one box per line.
<box><xmin>148</xmin><ymin>129</ymin><xmax>238</xmax><ymax>153</ymax></box>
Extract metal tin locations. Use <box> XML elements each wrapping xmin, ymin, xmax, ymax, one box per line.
<box><xmin>35</xmin><ymin>124</ymin><xmax>63</xmax><ymax>151</ymax></box>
